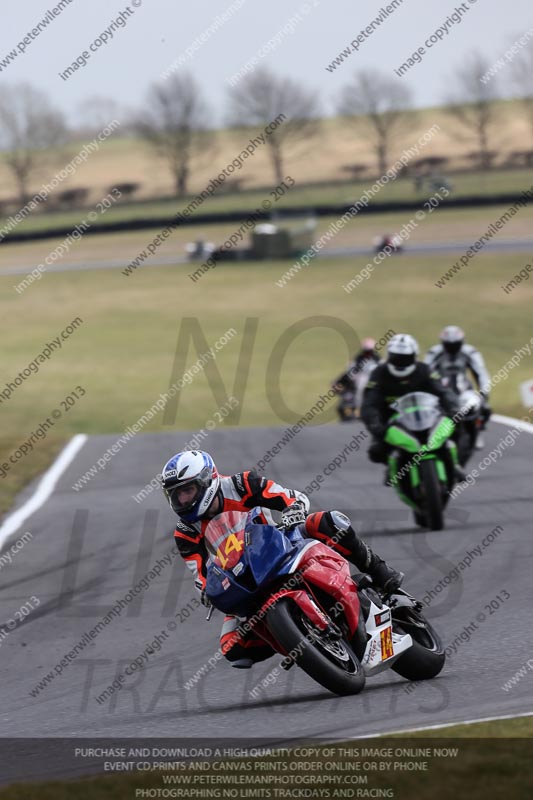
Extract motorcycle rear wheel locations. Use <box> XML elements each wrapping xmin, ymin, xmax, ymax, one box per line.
<box><xmin>266</xmin><ymin>598</ymin><xmax>365</xmax><ymax>696</ymax></box>
<box><xmin>391</xmin><ymin>610</ymin><xmax>445</xmax><ymax>681</ymax></box>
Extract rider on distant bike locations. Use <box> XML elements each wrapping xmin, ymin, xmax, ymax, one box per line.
<box><xmin>161</xmin><ymin>450</ymin><xmax>403</xmax><ymax>668</ymax></box>
<box><xmin>332</xmin><ymin>338</ymin><xmax>380</xmax><ymax>422</ymax></box>
<box><xmin>425</xmin><ymin>325</ymin><xmax>491</xmax><ymax>447</ymax></box>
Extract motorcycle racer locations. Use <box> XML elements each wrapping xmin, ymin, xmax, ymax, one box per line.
<box><xmin>425</xmin><ymin>325</ymin><xmax>492</xmax><ymax>446</ymax></box>
<box><xmin>349</xmin><ymin>338</ymin><xmax>380</xmax><ymax>377</ymax></box>
<box><xmin>161</xmin><ymin>449</ymin><xmax>403</xmax><ymax>667</ymax></box>
<box><xmin>360</xmin><ymin>334</ymin><xmax>464</xmax><ymax>481</ymax></box>
<box><xmin>332</xmin><ymin>338</ymin><xmax>380</xmax><ymax>421</ymax></box>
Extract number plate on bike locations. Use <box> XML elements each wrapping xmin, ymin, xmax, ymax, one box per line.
<box><xmin>380</xmin><ymin>627</ymin><xmax>394</xmax><ymax>660</ymax></box>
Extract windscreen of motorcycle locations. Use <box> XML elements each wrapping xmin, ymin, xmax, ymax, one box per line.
<box><xmin>392</xmin><ymin>392</ymin><xmax>441</xmax><ymax>431</ymax></box>
<box><xmin>204</xmin><ymin>510</ymin><xmax>248</xmax><ymax>571</ymax></box>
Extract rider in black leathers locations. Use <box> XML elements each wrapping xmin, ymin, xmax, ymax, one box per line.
<box><xmin>360</xmin><ymin>334</ymin><xmax>463</xmax><ymax>479</ymax></box>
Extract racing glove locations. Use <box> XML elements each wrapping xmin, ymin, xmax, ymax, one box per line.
<box><xmin>280</xmin><ymin>500</ymin><xmax>308</xmax><ymax>530</ymax></box>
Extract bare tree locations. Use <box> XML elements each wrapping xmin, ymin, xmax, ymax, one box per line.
<box><xmin>0</xmin><ymin>84</ymin><xmax>67</xmax><ymax>205</ymax></box>
<box><xmin>136</xmin><ymin>73</ymin><xmax>214</xmax><ymax>198</ymax></box>
<box><xmin>227</xmin><ymin>69</ymin><xmax>321</xmax><ymax>184</ymax></box>
<box><xmin>445</xmin><ymin>54</ymin><xmax>500</xmax><ymax>169</ymax></box>
<box><xmin>338</xmin><ymin>70</ymin><xmax>415</xmax><ymax>175</ymax></box>
<box><xmin>511</xmin><ymin>40</ymin><xmax>533</xmax><ymax>144</ymax></box>
<box><xmin>75</xmin><ymin>95</ymin><xmax>122</xmax><ymax>137</ymax></box>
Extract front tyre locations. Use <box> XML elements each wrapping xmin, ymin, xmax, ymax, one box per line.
<box><xmin>413</xmin><ymin>510</ymin><xmax>427</xmax><ymax>528</ymax></box>
<box><xmin>418</xmin><ymin>459</ymin><xmax>444</xmax><ymax>531</ymax></box>
<box><xmin>266</xmin><ymin>598</ymin><xmax>365</xmax><ymax>696</ymax></box>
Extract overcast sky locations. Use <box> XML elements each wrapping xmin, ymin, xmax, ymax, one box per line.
<box><xmin>1</xmin><ymin>0</ymin><xmax>533</xmax><ymax>126</ymax></box>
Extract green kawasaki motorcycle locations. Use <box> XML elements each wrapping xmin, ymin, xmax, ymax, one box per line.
<box><xmin>385</xmin><ymin>392</ymin><xmax>458</xmax><ymax>531</ymax></box>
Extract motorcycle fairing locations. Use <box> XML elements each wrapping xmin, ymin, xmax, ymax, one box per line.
<box><xmin>258</xmin><ymin>540</ymin><xmax>361</xmax><ymax>640</ymax></box>
<box><xmin>205</xmin><ymin>523</ymin><xmax>309</xmax><ymax>615</ymax></box>
<box><xmin>361</xmin><ymin>595</ymin><xmax>412</xmax><ymax>675</ymax></box>
<box><xmin>385</xmin><ymin>424</ymin><xmax>421</xmax><ymax>453</ymax></box>
<box><xmin>206</xmin><ymin>514</ymin><xmax>362</xmax><ymax>638</ymax></box>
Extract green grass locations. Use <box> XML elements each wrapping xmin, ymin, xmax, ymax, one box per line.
<box><xmin>403</xmin><ymin>715</ymin><xmax>533</xmax><ymax>737</ymax></box>
<box><xmin>0</xmin><ymin>241</ymin><xmax>532</xmax><ymax>514</ymax></box>
<box><xmin>2</xmin><ymin>204</ymin><xmax>530</xmax><ymax>279</ymax></box>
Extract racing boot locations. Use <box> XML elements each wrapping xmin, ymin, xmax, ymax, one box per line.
<box><xmin>366</xmin><ymin>556</ymin><xmax>404</xmax><ymax>594</ymax></box>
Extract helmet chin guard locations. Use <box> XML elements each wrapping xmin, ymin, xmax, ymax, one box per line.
<box><xmin>387</xmin><ymin>362</ymin><xmax>416</xmax><ymax>378</ymax></box>
<box><xmin>386</xmin><ymin>334</ymin><xmax>418</xmax><ymax>378</ymax></box>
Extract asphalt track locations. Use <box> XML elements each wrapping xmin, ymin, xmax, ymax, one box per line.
<box><xmin>2</xmin><ymin>236</ymin><xmax>533</xmax><ymax>276</ymax></box>
<box><xmin>0</xmin><ymin>420</ymin><xmax>532</xmax><ymax>769</ymax></box>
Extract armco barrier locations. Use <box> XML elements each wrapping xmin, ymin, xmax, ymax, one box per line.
<box><xmin>2</xmin><ymin>192</ymin><xmax>533</xmax><ymax>245</ymax></box>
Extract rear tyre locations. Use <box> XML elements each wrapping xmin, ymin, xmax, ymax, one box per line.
<box><xmin>392</xmin><ymin>638</ymin><xmax>445</xmax><ymax>681</ymax></box>
<box><xmin>266</xmin><ymin>598</ymin><xmax>365</xmax><ymax>696</ymax></box>
<box><xmin>418</xmin><ymin>460</ymin><xmax>444</xmax><ymax>531</ymax></box>
<box><xmin>391</xmin><ymin>609</ymin><xmax>445</xmax><ymax>681</ymax></box>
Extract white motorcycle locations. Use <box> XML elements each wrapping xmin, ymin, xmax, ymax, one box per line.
<box><xmin>443</xmin><ymin>372</ymin><xmax>484</xmax><ymax>465</ymax></box>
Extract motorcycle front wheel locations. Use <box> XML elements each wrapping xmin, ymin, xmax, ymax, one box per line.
<box><xmin>418</xmin><ymin>459</ymin><xmax>444</xmax><ymax>531</ymax></box>
<box><xmin>266</xmin><ymin>598</ymin><xmax>366</xmax><ymax>696</ymax></box>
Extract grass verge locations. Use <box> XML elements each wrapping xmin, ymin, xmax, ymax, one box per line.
<box><xmin>1</xmin><ymin>245</ymin><xmax>531</xmax><ymax>514</ymax></box>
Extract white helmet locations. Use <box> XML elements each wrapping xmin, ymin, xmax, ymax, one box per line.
<box><xmin>440</xmin><ymin>325</ymin><xmax>465</xmax><ymax>356</ymax></box>
<box><xmin>386</xmin><ymin>334</ymin><xmax>419</xmax><ymax>377</ymax></box>
<box><xmin>161</xmin><ymin>450</ymin><xmax>220</xmax><ymax>522</ymax></box>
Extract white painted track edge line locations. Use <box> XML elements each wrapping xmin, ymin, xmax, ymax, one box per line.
<box><xmin>347</xmin><ymin>709</ymin><xmax>533</xmax><ymax>739</ymax></box>
<box><xmin>0</xmin><ymin>433</ymin><xmax>88</xmax><ymax>550</ymax></box>
<box><xmin>492</xmin><ymin>413</ymin><xmax>533</xmax><ymax>434</ymax></box>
